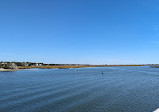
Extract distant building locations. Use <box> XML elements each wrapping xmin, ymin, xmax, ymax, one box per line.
<box><xmin>22</xmin><ymin>62</ymin><xmax>29</xmax><ymax>66</ymax></box>
<box><xmin>0</xmin><ymin>63</ymin><xmax>18</xmax><ymax>70</ymax></box>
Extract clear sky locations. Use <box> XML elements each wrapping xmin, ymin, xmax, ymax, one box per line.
<box><xmin>1</xmin><ymin>0</ymin><xmax>159</xmax><ymax>64</ymax></box>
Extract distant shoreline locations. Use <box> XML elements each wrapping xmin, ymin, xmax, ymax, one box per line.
<box><xmin>0</xmin><ymin>68</ymin><xmax>18</xmax><ymax>72</ymax></box>
<box><xmin>0</xmin><ymin>64</ymin><xmax>147</xmax><ymax>72</ymax></box>
<box><xmin>18</xmin><ymin>65</ymin><xmax>145</xmax><ymax>69</ymax></box>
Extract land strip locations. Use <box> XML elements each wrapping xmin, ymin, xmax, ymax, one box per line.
<box><xmin>18</xmin><ymin>64</ymin><xmax>145</xmax><ymax>69</ymax></box>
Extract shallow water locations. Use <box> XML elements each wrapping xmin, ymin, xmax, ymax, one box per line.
<box><xmin>0</xmin><ymin>66</ymin><xmax>159</xmax><ymax>112</ymax></box>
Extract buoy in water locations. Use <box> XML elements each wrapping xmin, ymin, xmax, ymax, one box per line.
<box><xmin>74</xmin><ymin>69</ymin><xmax>76</xmax><ymax>73</ymax></box>
<box><xmin>102</xmin><ymin>70</ymin><xmax>104</xmax><ymax>74</ymax></box>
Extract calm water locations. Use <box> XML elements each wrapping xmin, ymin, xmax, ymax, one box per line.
<box><xmin>0</xmin><ymin>66</ymin><xmax>159</xmax><ymax>112</ymax></box>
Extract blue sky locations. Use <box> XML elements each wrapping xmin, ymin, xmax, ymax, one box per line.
<box><xmin>0</xmin><ymin>0</ymin><xmax>159</xmax><ymax>64</ymax></box>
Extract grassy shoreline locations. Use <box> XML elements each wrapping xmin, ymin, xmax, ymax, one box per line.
<box><xmin>18</xmin><ymin>65</ymin><xmax>145</xmax><ymax>69</ymax></box>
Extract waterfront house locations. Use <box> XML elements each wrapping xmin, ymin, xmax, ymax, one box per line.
<box><xmin>0</xmin><ymin>63</ymin><xmax>18</xmax><ymax>70</ymax></box>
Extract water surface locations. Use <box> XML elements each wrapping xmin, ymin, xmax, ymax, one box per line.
<box><xmin>0</xmin><ymin>66</ymin><xmax>159</xmax><ymax>112</ymax></box>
